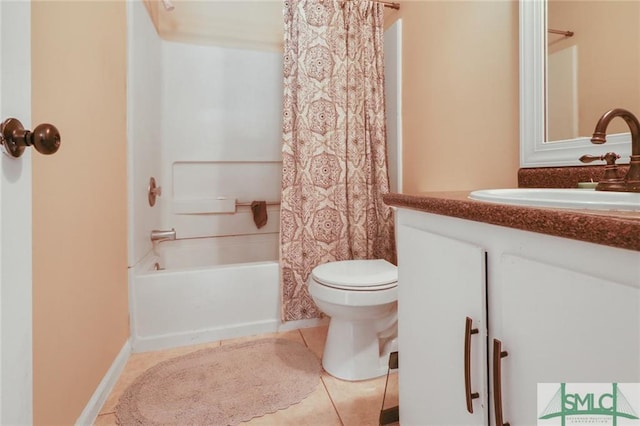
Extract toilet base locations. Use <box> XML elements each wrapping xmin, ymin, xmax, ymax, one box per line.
<box><xmin>322</xmin><ymin>317</ymin><xmax>396</xmax><ymax>381</ymax></box>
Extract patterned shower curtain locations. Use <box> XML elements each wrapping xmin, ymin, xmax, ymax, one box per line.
<box><xmin>280</xmin><ymin>0</ymin><xmax>396</xmax><ymax>321</ymax></box>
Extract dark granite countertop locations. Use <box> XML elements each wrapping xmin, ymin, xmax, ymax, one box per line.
<box><xmin>383</xmin><ymin>191</ymin><xmax>640</xmax><ymax>252</ymax></box>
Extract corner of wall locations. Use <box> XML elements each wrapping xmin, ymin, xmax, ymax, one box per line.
<box><xmin>128</xmin><ymin>0</ymin><xmax>163</xmax><ymax>268</ymax></box>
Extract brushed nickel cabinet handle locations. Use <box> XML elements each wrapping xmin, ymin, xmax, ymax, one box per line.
<box><xmin>493</xmin><ymin>339</ymin><xmax>510</xmax><ymax>426</ymax></box>
<box><xmin>464</xmin><ymin>316</ymin><xmax>479</xmax><ymax>413</ymax></box>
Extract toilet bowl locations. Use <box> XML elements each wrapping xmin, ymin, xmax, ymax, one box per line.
<box><xmin>308</xmin><ymin>259</ymin><xmax>398</xmax><ymax>381</ymax></box>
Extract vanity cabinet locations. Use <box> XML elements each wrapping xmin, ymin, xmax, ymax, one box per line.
<box><xmin>398</xmin><ymin>221</ymin><xmax>488</xmax><ymax>425</ymax></box>
<box><xmin>396</xmin><ymin>207</ymin><xmax>640</xmax><ymax>425</ymax></box>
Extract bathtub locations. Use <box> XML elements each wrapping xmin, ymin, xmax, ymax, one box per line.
<box><xmin>130</xmin><ymin>233</ymin><xmax>315</xmax><ymax>352</ymax></box>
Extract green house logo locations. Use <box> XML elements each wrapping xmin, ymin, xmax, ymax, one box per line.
<box><xmin>539</xmin><ymin>383</ymin><xmax>640</xmax><ymax>426</ymax></box>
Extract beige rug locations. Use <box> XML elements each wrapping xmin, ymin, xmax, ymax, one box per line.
<box><xmin>115</xmin><ymin>338</ymin><xmax>322</xmax><ymax>425</ymax></box>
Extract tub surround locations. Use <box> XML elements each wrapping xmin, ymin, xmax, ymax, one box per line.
<box><xmin>383</xmin><ymin>191</ymin><xmax>640</xmax><ymax>252</ymax></box>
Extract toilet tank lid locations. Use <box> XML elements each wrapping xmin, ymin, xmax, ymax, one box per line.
<box><xmin>311</xmin><ymin>259</ymin><xmax>398</xmax><ymax>288</ymax></box>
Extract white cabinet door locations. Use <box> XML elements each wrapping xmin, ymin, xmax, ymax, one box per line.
<box><xmin>398</xmin><ymin>223</ymin><xmax>488</xmax><ymax>425</ymax></box>
<box><xmin>491</xmin><ymin>254</ymin><xmax>640</xmax><ymax>425</ymax></box>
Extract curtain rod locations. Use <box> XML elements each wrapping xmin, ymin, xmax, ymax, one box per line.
<box><xmin>548</xmin><ymin>28</ymin><xmax>574</xmax><ymax>37</ymax></box>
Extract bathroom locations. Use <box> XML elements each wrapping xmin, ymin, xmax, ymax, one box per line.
<box><xmin>5</xmin><ymin>0</ymin><xmax>637</xmax><ymax>424</ymax></box>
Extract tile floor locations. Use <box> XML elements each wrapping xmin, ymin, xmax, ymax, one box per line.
<box><xmin>94</xmin><ymin>325</ymin><xmax>399</xmax><ymax>426</ymax></box>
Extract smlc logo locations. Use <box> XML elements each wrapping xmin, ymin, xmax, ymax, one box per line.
<box><xmin>538</xmin><ymin>383</ymin><xmax>640</xmax><ymax>426</ymax></box>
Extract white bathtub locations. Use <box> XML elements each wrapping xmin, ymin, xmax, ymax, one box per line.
<box><xmin>130</xmin><ymin>233</ymin><xmax>308</xmax><ymax>352</ymax></box>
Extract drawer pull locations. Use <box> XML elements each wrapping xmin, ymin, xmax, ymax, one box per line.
<box><xmin>493</xmin><ymin>338</ymin><xmax>510</xmax><ymax>426</ymax></box>
<box><xmin>464</xmin><ymin>317</ymin><xmax>479</xmax><ymax>413</ymax></box>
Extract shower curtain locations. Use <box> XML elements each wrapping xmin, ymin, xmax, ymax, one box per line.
<box><xmin>280</xmin><ymin>0</ymin><xmax>396</xmax><ymax>321</ymax></box>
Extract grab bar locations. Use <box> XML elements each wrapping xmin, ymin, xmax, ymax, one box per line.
<box><xmin>235</xmin><ymin>201</ymin><xmax>281</xmax><ymax>207</ymax></box>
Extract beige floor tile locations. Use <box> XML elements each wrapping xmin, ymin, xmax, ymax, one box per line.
<box><xmin>93</xmin><ymin>412</ymin><xmax>117</xmax><ymax>426</ymax></box>
<box><xmin>299</xmin><ymin>325</ymin><xmax>328</xmax><ymax>359</ymax></box>
<box><xmin>242</xmin><ymin>379</ymin><xmax>341</xmax><ymax>426</ymax></box>
<box><xmin>221</xmin><ymin>329</ymin><xmax>304</xmax><ymax>346</ymax></box>
<box><xmin>381</xmin><ymin>371</ymin><xmax>398</xmax><ymax>410</ymax></box>
<box><xmin>100</xmin><ymin>340</ymin><xmax>222</xmax><ymax>414</ymax></box>
<box><xmin>322</xmin><ymin>372</ymin><xmax>388</xmax><ymax>426</ymax></box>
<box><xmin>98</xmin><ymin>326</ymin><xmax>396</xmax><ymax>426</ymax></box>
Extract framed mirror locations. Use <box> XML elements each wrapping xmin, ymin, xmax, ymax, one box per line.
<box><xmin>519</xmin><ymin>0</ymin><xmax>635</xmax><ymax>168</ymax></box>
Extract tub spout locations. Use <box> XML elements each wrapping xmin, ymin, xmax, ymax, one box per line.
<box><xmin>150</xmin><ymin>228</ymin><xmax>176</xmax><ymax>243</ymax></box>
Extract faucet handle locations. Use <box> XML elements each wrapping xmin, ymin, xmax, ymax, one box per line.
<box><xmin>579</xmin><ymin>152</ymin><xmax>625</xmax><ymax>191</ymax></box>
<box><xmin>148</xmin><ymin>177</ymin><xmax>162</xmax><ymax>207</ymax></box>
<box><xmin>579</xmin><ymin>152</ymin><xmax>620</xmax><ymax>165</ymax></box>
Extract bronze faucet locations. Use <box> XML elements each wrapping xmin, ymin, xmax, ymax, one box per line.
<box><xmin>579</xmin><ymin>152</ymin><xmax>625</xmax><ymax>191</ymax></box>
<box><xmin>589</xmin><ymin>108</ymin><xmax>640</xmax><ymax>192</ymax></box>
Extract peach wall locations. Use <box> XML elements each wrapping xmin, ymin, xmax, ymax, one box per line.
<box><xmin>391</xmin><ymin>1</ymin><xmax>520</xmax><ymax>193</ymax></box>
<box><xmin>31</xmin><ymin>2</ymin><xmax>129</xmax><ymax>425</ymax></box>
<box><xmin>548</xmin><ymin>0</ymin><xmax>640</xmax><ymax>137</ymax></box>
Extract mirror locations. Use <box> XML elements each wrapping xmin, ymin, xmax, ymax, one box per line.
<box><xmin>547</xmin><ymin>1</ymin><xmax>640</xmax><ymax>142</ymax></box>
<box><xmin>520</xmin><ymin>0</ymin><xmax>635</xmax><ymax>167</ymax></box>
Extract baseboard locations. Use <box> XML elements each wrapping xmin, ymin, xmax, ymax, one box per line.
<box><xmin>131</xmin><ymin>319</ymin><xmax>281</xmax><ymax>353</ymax></box>
<box><xmin>277</xmin><ymin>317</ymin><xmax>328</xmax><ymax>332</ymax></box>
<box><xmin>75</xmin><ymin>339</ymin><xmax>132</xmax><ymax>426</ymax></box>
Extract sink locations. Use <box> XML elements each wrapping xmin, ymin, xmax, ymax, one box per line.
<box><xmin>468</xmin><ymin>188</ymin><xmax>640</xmax><ymax>211</ymax></box>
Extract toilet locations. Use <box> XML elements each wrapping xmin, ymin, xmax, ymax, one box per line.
<box><xmin>307</xmin><ymin>259</ymin><xmax>398</xmax><ymax>381</ymax></box>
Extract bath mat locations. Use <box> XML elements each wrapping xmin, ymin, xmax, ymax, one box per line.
<box><xmin>115</xmin><ymin>338</ymin><xmax>321</xmax><ymax>425</ymax></box>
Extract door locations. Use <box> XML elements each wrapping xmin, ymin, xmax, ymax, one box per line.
<box><xmin>0</xmin><ymin>1</ymin><xmax>33</xmax><ymax>424</ymax></box>
<box><xmin>491</xmin><ymin>254</ymin><xmax>640</xmax><ymax>425</ymax></box>
<box><xmin>397</xmin><ymin>216</ymin><xmax>488</xmax><ymax>425</ymax></box>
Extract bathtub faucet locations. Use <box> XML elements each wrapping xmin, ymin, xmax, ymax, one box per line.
<box><xmin>150</xmin><ymin>228</ymin><xmax>176</xmax><ymax>243</ymax></box>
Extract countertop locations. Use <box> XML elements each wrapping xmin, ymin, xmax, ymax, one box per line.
<box><xmin>383</xmin><ymin>191</ymin><xmax>640</xmax><ymax>252</ymax></box>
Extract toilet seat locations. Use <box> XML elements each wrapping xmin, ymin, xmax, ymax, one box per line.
<box><xmin>307</xmin><ymin>259</ymin><xmax>399</xmax><ymax>380</ymax></box>
<box><xmin>311</xmin><ymin>259</ymin><xmax>397</xmax><ymax>291</ymax></box>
